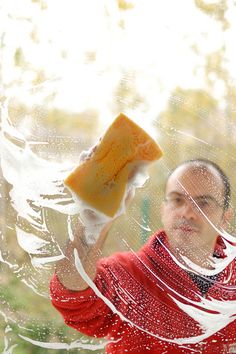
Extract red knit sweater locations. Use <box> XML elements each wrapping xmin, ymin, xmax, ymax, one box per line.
<box><xmin>50</xmin><ymin>231</ymin><xmax>236</xmax><ymax>353</ymax></box>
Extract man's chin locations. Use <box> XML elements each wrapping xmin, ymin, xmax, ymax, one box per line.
<box><xmin>169</xmin><ymin>228</ymin><xmax>200</xmax><ymax>242</ymax></box>
<box><xmin>168</xmin><ymin>229</ymin><xmax>202</xmax><ymax>250</ymax></box>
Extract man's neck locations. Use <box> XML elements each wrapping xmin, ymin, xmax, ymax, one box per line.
<box><xmin>168</xmin><ymin>240</ymin><xmax>216</xmax><ymax>270</ymax></box>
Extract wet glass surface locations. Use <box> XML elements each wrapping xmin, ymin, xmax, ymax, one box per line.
<box><xmin>1</xmin><ymin>1</ymin><xmax>236</xmax><ymax>353</ymax></box>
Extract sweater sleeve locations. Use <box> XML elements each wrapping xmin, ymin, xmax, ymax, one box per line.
<box><xmin>50</xmin><ymin>262</ymin><xmax>119</xmax><ymax>338</ymax></box>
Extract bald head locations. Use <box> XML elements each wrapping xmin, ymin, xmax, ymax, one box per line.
<box><xmin>165</xmin><ymin>159</ymin><xmax>231</xmax><ymax>210</ymax></box>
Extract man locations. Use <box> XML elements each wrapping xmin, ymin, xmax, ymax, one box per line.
<box><xmin>50</xmin><ymin>158</ymin><xmax>236</xmax><ymax>353</ymax></box>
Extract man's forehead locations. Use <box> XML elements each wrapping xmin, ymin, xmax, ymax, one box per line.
<box><xmin>166</xmin><ymin>164</ymin><xmax>224</xmax><ymax>197</ymax></box>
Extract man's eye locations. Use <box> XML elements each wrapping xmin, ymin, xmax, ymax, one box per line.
<box><xmin>174</xmin><ymin>197</ymin><xmax>182</xmax><ymax>204</ymax></box>
<box><xmin>198</xmin><ymin>200</ymin><xmax>209</xmax><ymax>208</ymax></box>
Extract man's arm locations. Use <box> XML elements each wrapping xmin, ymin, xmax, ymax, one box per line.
<box><xmin>55</xmin><ymin>173</ymin><xmax>135</xmax><ymax>291</ymax></box>
<box><xmin>55</xmin><ymin>219</ymin><xmax>113</xmax><ymax>291</ymax></box>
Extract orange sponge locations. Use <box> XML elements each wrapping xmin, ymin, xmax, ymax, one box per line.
<box><xmin>64</xmin><ymin>113</ymin><xmax>163</xmax><ymax>217</ymax></box>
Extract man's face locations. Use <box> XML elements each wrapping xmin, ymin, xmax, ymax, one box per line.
<box><xmin>161</xmin><ymin>165</ymin><xmax>228</xmax><ymax>260</ymax></box>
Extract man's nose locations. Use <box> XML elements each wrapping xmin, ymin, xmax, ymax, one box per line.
<box><xmin>180</xmin><ymin>201</ymin><xmax>198</xmax><ymax>219</ymax></box>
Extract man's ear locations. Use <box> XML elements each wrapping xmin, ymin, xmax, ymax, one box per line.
<box><xmin>222</xmin><ymin>207</ymin><xmax>234</xmax><ymax>228</ymax></box>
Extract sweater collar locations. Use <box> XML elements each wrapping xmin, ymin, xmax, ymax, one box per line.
<box><xmin>149</xmin><ymin>229</ymin><xmax>226</xmax><ymax>259</ymax></box>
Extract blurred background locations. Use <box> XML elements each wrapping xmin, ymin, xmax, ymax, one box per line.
<box><xmin>1</xmin><ymin>0</ymin><xmax>236</xmax><ymax>353</ymax></box>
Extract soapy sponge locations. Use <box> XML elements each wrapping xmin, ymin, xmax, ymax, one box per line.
<box><xmin>64</xmin><ymin>113</ymin><xmax>163</xmax><ymax>217</ymax></box>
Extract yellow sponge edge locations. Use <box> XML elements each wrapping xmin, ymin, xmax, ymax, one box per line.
<box><xmin>64</xmin><ymin>113</ymin><xmax>163</xmax><ymax>217</ymax></box>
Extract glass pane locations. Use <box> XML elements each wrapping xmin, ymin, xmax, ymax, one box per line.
<box><xmin>1</xmin><ymin>1</ymin><xmax>236</xmax><ymax>353</ymax></box>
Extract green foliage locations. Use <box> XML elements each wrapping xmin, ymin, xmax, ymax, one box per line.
<box><xmin>160</xmin><ymin>87</ymin><xmax>217</xmax><ymax>129</ymax></box>
<box><xmin>14</xmin><ymin>48</ymin><xmax>25</xmax><ymax>67</ymax></box>
<box><xmin>0</xmin><ymin>274</ymin><xmax>104</xmax><ymax>353</ymax></box>
<box><xmin>194</xmin><ymin>0</ymin><xmax>229</xmax><ymax>29</ymax></box>
<box><xmin>117</xmin><ymin>0</ymin><xmax>135</xmax><ymax>11</ymax></box>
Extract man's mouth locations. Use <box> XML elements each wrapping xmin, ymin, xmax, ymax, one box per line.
<box><xmin>175</xmin><ymin>224</ymin><xmax>199</xmax><ymax>233</ymax></box>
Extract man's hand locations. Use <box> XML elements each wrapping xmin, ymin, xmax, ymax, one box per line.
<box><xmin>55</xmin><ymin>163</ymin><xmax>139</xmax><ymax>291</ymax></box>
